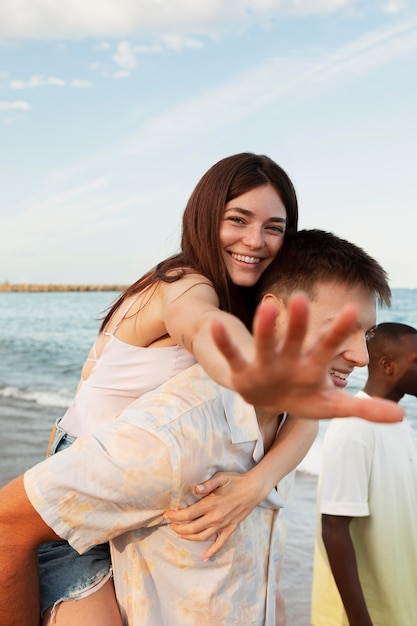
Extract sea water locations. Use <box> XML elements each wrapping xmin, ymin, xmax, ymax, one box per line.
<box><xmin>0</xmin><ymin>291</ymin><xmax>119</xmax><ymax>484</ymax></box>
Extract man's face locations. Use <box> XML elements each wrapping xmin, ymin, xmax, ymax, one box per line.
<box><xmin>271</xmin><ymin>280</ymin><xmax>376</xmax><ymax>388</ymax></box>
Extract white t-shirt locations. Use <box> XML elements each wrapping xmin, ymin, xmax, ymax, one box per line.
<box><xmin>311</xmin><ymin>391</ymin><xmax>417</xmax><ymax>626</ymax></box>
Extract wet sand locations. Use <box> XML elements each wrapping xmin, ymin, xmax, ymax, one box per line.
<box><xmin>280</xmin><ymin>471</ymin><xmax>318</xmax><ymax>625</ymax></box>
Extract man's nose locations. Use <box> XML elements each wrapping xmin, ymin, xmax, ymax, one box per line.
<box><xmin>343</xmin><ymin>333</ymin><xmax>369</xmax><ymax>368</ymax></box>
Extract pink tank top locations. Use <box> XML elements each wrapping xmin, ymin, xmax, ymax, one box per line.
<box><xmin>59</xmin><ymin>296</ymin><xmax>196</xmax><ymax>438</ymax></box>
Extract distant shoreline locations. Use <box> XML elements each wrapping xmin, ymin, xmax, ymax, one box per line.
<box><xmin>0</xmin><ymin>284</ymin><xmax>128</xmax><ymax>293</ymax></box>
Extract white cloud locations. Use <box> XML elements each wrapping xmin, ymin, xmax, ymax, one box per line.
<box><xmin>309</xmin><ymin>16</ymin><xmax>417</xmax><ymax>80</ymax></box>
<box><xmin>9</xmin><ymin>75</ymin><xmax>91</xmax><ymax>89</ymax></box>
<box><xmin>383</xmin><ymin>0</ymin><xmax>407</xmax><ymax>13</ymax></box>
<box><xmin>161</xmin><ymin>35</ymin><xmax>203</xmax><ymax>51</ymax></box>
<box><xmin>133</xmin><ymin>42</ymin><xmax>162</xmax><ymax>54</ymax></box>
<box><xmin>0</xmin><ymin>100</ymin><xmax>31</xmax><ymax>110</ymax></box>
<box><xmin>10</xmin><ymin>75</ymin><xmax>65</xmax><ymax>89</ymax></box>
<box><xmin>113</xmin><ymin>40</ymin><xmax>136</xmax><ymax>69</ymax></box>
<box><xmin>110</xmin><ymin>34</ymin><xmax>203</xmax><ymax>72</ymax></box>
<box><xmin>0</xmin><ymin>0</ymin><xmax>357</xmax><ymax>40</ymax></box>
<box><xmin>126</xmin><ymin>16</ymin><xmax>417</xmax><ymax>156</ymax></box>
<box><xmin>282</xmin><ymin>0</ymin><xmax>353</xmax><ymax>13</ymax></box>
<box><xmin>70</xmin><ymin>79</ymin><xmax>92</xmax><ymax>88</ymax></box>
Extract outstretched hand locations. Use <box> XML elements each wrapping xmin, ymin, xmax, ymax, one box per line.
<box><xmin>212</xmin><ymin>294</ymin><xmax>403</xmax><ymax>423</ymax></box>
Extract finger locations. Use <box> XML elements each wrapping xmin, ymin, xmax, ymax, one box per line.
<box><xmin>203</xmin><ymin>528</ymin><xmax>234</xmax><ymax>561</ymax></box>
<box><xmin>249</xmin><ymin>302</ymin><xmax>281</xmax><ymax>364</ymax></box>
<box><xmin>171</xmin><ymin>523</ymin><xmax>217</xmax><ymax>541</ymax></box>
<box><xmin>331</xmin><ymin>394</ymin><xmax>404</xmax><ymax>423</ymax></box>
<box><xmin>274</xmin><ymin>294</ymin><xmax>310</xmax><ymax>358</ymax></box>
<box><xmin>211</xmin><ymin>319</ymin><xmax>247</xmax><ymax>372</ymax></box>
<box><xmin>164</xmin><ymin>499</ymin><xmax>211</xmax><ymax>523</ymax></box>
<box><xmin>194</xmin><ymin>474</ymin><xmax>229</xmax><ymax>496</ymax></box>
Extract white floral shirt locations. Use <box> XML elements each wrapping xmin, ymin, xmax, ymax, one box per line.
<box><xmin>25</xmin><ymin>364</ymin><xmax>293</xmax><ymax>625</ymax></box>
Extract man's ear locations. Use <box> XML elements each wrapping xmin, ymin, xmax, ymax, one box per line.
<box><xmin>261</xmin><ymin>292</ymin><xmax>284</xmax><ymax>312</ymax></box>
<box><xmin>260</xmin><ymin>293</ymin><xmax>288</xmax><ymax>339</ymax></box>
<box><xmin>380</xmin><ymin>355</ymin><xmax>396</xmax><ymax>377</ymax></box>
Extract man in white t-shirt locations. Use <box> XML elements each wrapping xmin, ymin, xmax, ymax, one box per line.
<box><xmin>311</xmin><ymin>322</ymin><xmax>417</xmax><ymax>626</ymax></box>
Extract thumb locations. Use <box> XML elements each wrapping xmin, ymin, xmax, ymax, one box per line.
<box><xmin>195</xmin><ymin>472</ymin><xmax>229</xmax><ymax>496</ymax></box>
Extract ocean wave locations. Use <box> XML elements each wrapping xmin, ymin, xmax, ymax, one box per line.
<box><xmin>0</xmin><ymin>385</ymin><xmax>71</xmax><ymax>408</ymax></box>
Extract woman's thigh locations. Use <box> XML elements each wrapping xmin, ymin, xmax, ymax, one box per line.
<box><xmin>43</xmin><ymin>579</ymin><xmax>123</xmax><ymax>626</ymax></box>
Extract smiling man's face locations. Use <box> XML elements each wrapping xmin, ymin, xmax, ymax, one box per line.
<box><xmin>269</xmin><ymin>280</ymin><xmax>376</xmax><ymax>387</ymax></box>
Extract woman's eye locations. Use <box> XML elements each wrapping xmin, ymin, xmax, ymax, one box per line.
<box><xmin>228</xmin><ymin>216</ymin><xmax>245</xmax><ymax>224</ymax></box>
<box><xmin>266</xmin><ymin>225</ymin><xmax>285</xmax><ymax>234</ymax></box>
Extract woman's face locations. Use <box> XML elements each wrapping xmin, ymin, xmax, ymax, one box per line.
<box><xmin>219</xmin><ymin>184</ymin><xmax>287</xmax><ymax>287</ymax></box>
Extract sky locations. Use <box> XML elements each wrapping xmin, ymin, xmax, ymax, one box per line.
<box><xmin>1</xmin><ymin>0</ymin><xmax>416</xmax><ymax>288</ymax></box>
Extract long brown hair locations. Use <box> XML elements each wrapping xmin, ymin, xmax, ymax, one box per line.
<box><xmin>101</xmin><ymin>152</ymin><xmax>298</xmax><ymax>331</ymax></box>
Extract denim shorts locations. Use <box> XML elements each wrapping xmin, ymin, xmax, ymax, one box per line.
<box><xmin>38</xmin><ymin>420</ymin><xmax>112</xmax><ymax>616</ymax></box>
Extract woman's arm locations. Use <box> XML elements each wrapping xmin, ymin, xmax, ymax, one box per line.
<box><xmin>161</xmin><ymin>275</ymin><xmax>256</xmax><ymax>389</ymax></box>
<box><xmin>165</xmin><ymin>416</ymin><xmax>318</xmax><ymax>560</ymax></box>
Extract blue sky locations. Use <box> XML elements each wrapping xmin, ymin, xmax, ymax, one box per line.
<box><xmin>1</xmin><ymin>0</ymin><xmax>416</xmax><ymax>287</ymax></box>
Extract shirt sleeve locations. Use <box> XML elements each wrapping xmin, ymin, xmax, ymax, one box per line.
<box><xmin>319</xmin><ymin>421</ymin><xmax>373</xmax><ymax>517</ymax></box>
<box><xmin>24</xmin><ymin>419</ymin><xmax>174</xmax><ymax>553</ymax></box>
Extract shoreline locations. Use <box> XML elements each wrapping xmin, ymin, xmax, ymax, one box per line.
<box><xmin>0</xmin><ymin>284</ymin><xmax>128</xmax><ymax>292</ymax></box>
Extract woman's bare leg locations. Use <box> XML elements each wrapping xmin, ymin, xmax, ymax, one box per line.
<box><xmin>42</xmin><ymin>579</ymin><xmax>123</xmax><ymax>626</ymax></box>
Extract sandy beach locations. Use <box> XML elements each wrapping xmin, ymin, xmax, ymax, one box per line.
<box><xmin>280</xmin><ymin>472</ymin><xmax>318</xmax><ymax>626</ymax></box>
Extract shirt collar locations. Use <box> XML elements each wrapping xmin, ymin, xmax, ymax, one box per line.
<box><xmin>219</xmin><ymin>386</ymin><xmax>264</xmax><ymax>462</ymax></box>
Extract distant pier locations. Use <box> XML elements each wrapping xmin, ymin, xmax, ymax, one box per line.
<box><xmin>0</xmin><ymin>283</ymin><xmax>128</xmax><ymax>293</ymax></box>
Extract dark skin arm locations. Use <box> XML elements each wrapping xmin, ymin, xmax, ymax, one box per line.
<box><xmin>0</xmin><ymin>475</ymin><xmax>60</xmax><ymax>626</ymax></box>
<box><xmin>321</xmin><ymin>514</ymin><xmax>373</xmax><ymax>626</ymax></box>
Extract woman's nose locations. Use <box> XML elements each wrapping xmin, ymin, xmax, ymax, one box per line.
<box><xmin>242</xmin><ymin>225</ymin><xmax>264</xmax><ymax>249</ymax></box>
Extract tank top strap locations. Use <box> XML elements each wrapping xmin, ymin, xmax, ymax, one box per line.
<box><xmin>86</xmin><ymin>340</ymin><xmax>99</xmax><ymax>362</ymax></box>
<box><xmin>107</xmin><ymin>292</ymin><xmax>144</xmax><ymax>336</ymax></box>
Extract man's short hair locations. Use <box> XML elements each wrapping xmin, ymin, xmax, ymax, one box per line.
<box><xmin>257</xmin><ymin>229</ymin><xmax>391</xmax><ymax>307</ymax></box>
<box><xmin>367</xmin><ymin>322</ymin><xmax>417</xmax><ymax>362</ymax></box>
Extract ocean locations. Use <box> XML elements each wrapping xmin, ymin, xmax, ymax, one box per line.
<box><xmin>1</xmin><ymin>289</ymin><xmax>417</xmax><ymax>625</ymax></box>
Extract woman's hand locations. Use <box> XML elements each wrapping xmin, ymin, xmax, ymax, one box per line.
<box><xmin>164</xmin><ymin>470</ymin><xmax>265</xmax><ymax>561</ymax></box>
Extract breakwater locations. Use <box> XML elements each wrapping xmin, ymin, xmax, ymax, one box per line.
<box><xmin>0</xmin><ymin>283</ymin><xmax>127</xmax><ymax>293</ymax></box>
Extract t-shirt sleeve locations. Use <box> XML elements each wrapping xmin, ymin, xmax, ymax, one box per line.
<box><xmin>24</xmin><ymin>419</ymin><xmax>174</xmax><ymax>553</ymax></box>
<box><xmin>319</xmin><ymin>423</ymin><xmax>373</xmax><ymax>517</ymax></box>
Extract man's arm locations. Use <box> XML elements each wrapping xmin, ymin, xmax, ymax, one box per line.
<box><xmin>321</xmin><ymin>514</ymin><xmax>373</xmax><ymax>626</ymax></box>
<box><xmin>0</xmin><ymin>476</ymin><xmax>61</xmax><ymax>626</ymax></box>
